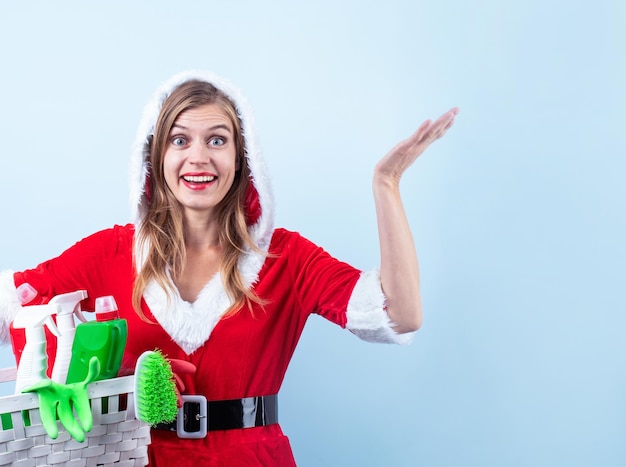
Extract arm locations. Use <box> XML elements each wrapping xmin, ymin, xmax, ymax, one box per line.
<box><xmin>1</xmin><ymin>225</ymin><xmax>134</xmax><ymax>344</ymax></box>
<box><xmin>374</xmin><ymin>108</ymin><xmax>459</xmax><ymax>333</ymax></box>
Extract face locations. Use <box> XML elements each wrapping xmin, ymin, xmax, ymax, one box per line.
<box><xmin>163</xmin><ymin>103</ymin><xmax>240</xmax><ymax>218</ymax></box>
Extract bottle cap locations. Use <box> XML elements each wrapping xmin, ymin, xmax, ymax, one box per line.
<box><xmin>16</xmin><ymin>283</ymin><xmax>38</xmax><ymax>305</ymax></box>
<box><xmin>95</xmin><ymin>295</ymin><xmax>119</xmax><ymax>321</ymax></box>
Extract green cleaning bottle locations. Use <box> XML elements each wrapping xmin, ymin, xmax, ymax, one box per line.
<box><xmin>66</xmin><ymin>295</ymin><xmax>127</xmax><ymax>384</ymax></box>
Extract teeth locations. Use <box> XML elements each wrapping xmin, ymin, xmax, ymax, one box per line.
<box><xmin>183</xmin><ymin>175</ymin><xmax>215</xmax><ymax>183</ymax></box>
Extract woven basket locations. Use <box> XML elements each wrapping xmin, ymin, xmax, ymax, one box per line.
<box><xmin>0</xmin><ymin>375</ymin><xmax>150</xmax><ymax>466</ymax></box>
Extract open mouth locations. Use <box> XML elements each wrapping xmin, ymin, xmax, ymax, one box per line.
<box><xmin>182</xmin><ymin>175</ymin><xmax>216</xmax><ymax>183</ymax></box>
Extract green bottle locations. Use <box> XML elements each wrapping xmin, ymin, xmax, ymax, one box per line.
<box><xmin>66</xmin><ymin>296</ymin><xmax>127</xmax><ymax>384</ymax></box>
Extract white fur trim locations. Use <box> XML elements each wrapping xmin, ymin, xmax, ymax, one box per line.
<box><xmin>346</xmin><ymin>270</ymin><xmax>415</xmax><ymax>345</ymax></box>
<box><xmin>144</xmin><ymin>274</ymin><xmax>229</xmax><ymax>355</ymax></box>
<box><xmin>0</xmin><ymin>270</ymin><xmax>19</xmax><ymax>344</ymax></box>
<box><xmin>145</xmin><ymin>249</ymin><xmax>266</xmax><ymax>355</ymax></box>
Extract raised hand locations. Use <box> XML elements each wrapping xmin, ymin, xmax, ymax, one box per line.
<box><xmin>375</xmin><ymin>108</ymin><xmax>459</xmax><ymax>185</ymax></box>
<box><xmin>373</xmin><ymin>107</ymin><xmax>459</xmax><ymax>333</ymax></box>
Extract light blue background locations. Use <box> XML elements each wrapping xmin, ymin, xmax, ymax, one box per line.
<box><xmin>0</xmin><ymin>1</ymin><xmax>624</xmax><ymax>466</ymax></box>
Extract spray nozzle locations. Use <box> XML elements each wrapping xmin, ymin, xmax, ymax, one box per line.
<box><xmin>12</xmin><ymin>304</ymin><xmax>62</xmax><ymax>337</ymax></box>
<box><xmin>49</xmin><ymin>290</ymin><xmax>89</xmax><ymax>323</ymax></box>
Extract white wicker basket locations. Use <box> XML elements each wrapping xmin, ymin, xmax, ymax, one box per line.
<box><xmin>0</xmin><ymin>375</ymin><xmax>150</xmax><ymax>466</ymax></box>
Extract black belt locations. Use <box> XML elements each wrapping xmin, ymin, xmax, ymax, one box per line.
<box><xmin>154</xmin><ymin>394</ymin><xmax>278</xmax><ymax>438</ymax></box>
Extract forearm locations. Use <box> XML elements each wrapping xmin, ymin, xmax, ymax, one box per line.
<box><xmin>373</xmin><ymin>174</ymin><xmax>422</xmax><ymax>333</ymax></box>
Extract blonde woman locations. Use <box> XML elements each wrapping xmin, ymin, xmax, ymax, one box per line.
<box><xmin>0</xmin><ymin>71</ymin><xmax>458</xmax><ymax>465</ymax></box>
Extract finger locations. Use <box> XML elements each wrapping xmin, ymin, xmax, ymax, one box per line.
<box><xmin>173</xmin><ymin>372</ymin><xmax>186</xmax><ymax>393</ymax></box>
<box><xmin>168</xmin><ymin>359</ymin><xmax>197</xmax><ymax>375</ymax></box>
<box><xmin>401</xmin><ymin>119</ymin><xmax>429</xmax><ymax>146</ymax></box>
<box><xmin>415</xmin><ymin>108</ymin><xmax>458</xmax><ymax>135</ymax></box>
<box><xmin>58</xmin><ymin>403</ymin><xmax>85</xmax><ymax>442</ymax></box>
<box><xmin>83</xmin><ymin>356</ymin><xmax>101</xmax><ymax>385</ymax></box>
<box><xmin>169</xmin><ymin>372</ymin><xmax>185</xmax><ymax>407</ymax></box>
<box><xmin>389</xmin><ymin>107</ymin><xmax>459</xmax><ymax>160</ymax></box>
<box><xmin>428</xmin><ymin>109</ymin><xmax>458</xmax><ymax>140</ymax></box>
<box><xmin>72</xmin><ymin>392</ymin><xmax>94</xmax><ymax>432</ymax></box>
<box><xmin>21</xmin><ymin>379</ymin><xmax>54</xmax><ymax>393</ymax></box>
<box><xmin>443</xmin><ymin>118</ymin><xmax>455</xmax><ymax>131</ymax></box>
<box><xmin>416</xmin><ymin>118</ymin><xmax>432</xmax><ymax>134</ymax></box>
<box><xmin>433</xmin><ymin>109</ymin><xmax>457</xmax><ymax>130</ymax></box>
<box><xmin>175</xmin><ymin>385</ymin><xmax>184</xmax><ymax>408</ymax></box>
<box><xmin>38</xmin><ymin>398</ymin><xmax>60</xmax><ymax>439</ymax></box>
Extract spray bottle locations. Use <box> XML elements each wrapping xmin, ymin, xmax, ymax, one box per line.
<box><xmin>66</xmin><ymin>295</ymin><xmax>128</xmax><ymax>384</ymax></box>
<box><xmin>49</xmin><ymin>290</ymin><xmax>89</xmax><ymax>384</ymax></box>
<box><xmin>11</xmin><ymin>283</ymin><xmax>44</xmax><ymax>368</ymax></box>
<box><xmin>12</xmin><ymin>304</ymin><xmax>61</xmax><ymax>394</ymax></box>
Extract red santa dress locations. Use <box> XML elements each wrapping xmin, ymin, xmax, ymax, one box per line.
<box><xmin>0</xmin><ymin>71</ymin><xmax>414</xmax><ymax>466</ymax></box>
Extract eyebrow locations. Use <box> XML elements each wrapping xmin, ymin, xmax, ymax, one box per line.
<box><xmin>171</xmin><ymin>123</ymin><xmax>232</xmax><ymax>133</ymax></box>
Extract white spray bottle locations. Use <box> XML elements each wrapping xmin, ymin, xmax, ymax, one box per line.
<box><xmin>49</xmin><ymin>290</ymin><xmax>89</xmax><ymax>384</ymax></box>
<box><xmin>12</xmin><ymin>304</ymin><xmax>61</xmax><ymax>394</ymax></box>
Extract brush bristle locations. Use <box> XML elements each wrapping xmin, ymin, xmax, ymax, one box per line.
<box><xmin>135</xmin><ymin>350</ymin><xmax>178</xmax><ymax>426</ymax></box>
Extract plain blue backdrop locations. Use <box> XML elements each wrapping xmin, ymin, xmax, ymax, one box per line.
<box><xmin>0</xmin><ymin>1</ymin><xmax>624</xmax><ymax>466</ymax></box>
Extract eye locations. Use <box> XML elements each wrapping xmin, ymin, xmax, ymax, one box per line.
<box><xmin>171</xmin><ymin>136</ymin><xmax>187</xmax><ymax>147</ymax></box>
<box><xmin>209</xmin><ymin>136</ymin><xmax>226</xmax><ymax>147</ymax></box>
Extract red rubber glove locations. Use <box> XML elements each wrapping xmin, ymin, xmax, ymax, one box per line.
<box><xmin>167</xmin><ymin>359</ymin><xmax>197</xmax><ymax>407</ymax></box>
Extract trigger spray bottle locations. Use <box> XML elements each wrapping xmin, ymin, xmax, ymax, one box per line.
<box><xmin>12</xmin><ymin>304</ymin><xmax>61</xmax><ymax>394</ymax></box>
<box><xmin>66</xmin><ymin>295</ymin><xmax>128</xmax><ymax>384</ymax></box>
<box><xmin>49</xmin><ymin>290</ymin><xmax>88</xmax><ymax>384</ymax></box>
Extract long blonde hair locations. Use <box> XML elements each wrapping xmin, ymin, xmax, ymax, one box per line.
<box><xmin>132</xmin><ymin>79</ymin><xmax>263</xmax><ymax>319</ymax></box>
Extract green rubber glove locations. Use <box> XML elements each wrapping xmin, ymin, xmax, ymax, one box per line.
<box><xmin>22</xmin><ymin>357</ymin><xmax>101</xmax><ymax>442</ymax></box>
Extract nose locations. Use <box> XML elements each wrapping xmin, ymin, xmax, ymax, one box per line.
<box><xmin>187</xmin><ymin>141</ymin><xmax>212</xmax><ymax>165</ymax></box>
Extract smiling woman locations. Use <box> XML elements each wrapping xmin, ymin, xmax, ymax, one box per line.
<box><xmin>163</xmin><ymin>105</ymin><xmax>239</xmax><ymax>216</ymax></box>
<box><xmin>0</xmin><ymin>70</ymin><xmax>457</xmax><ymax>466</ymax></box>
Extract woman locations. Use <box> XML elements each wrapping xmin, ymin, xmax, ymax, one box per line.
<box><xmin>0</xmin><ymin>71</ymin><xmax>458</xmax><ymax>465</ymax></box>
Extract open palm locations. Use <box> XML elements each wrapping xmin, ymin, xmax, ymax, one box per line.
<box><xmin>375</xmin><ymin>107</ymin><xmax>459</xmax><ymax>184</ymax></box>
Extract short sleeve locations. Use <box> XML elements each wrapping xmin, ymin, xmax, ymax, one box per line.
<box><xmin>278</xmin><ymin>230</ymin><xmax>414</xmax><ymax>345</ymax></box>
<box><xmin>346</xmin><ymin>269</ymin><xmax>414</xmax><ymax>345</ymax></box>
<box><xmin>0</xmin><ymin>225</ymin><xmax>134</xmax><ymax>343</ymax></box>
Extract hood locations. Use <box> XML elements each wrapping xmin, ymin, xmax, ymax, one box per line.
<box><xmin>129</xmin><ymin>70</ymin><xmax>275</xmax><ymax>258</ymax></box>
<box><xmin>128</xmin><ymin>71</ymin><xmax>276</xmax><ymax>354</ymax></box>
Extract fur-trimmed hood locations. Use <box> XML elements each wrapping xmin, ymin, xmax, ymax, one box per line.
<box><xmin>128</xmin><ymin>71</ymin><xmax>275</xmax><ymax>354</ymax></box>
<box><xmin>129</xmin><ymin>70</ymin><xmax>274</xmax><ymax>257</ymax></box>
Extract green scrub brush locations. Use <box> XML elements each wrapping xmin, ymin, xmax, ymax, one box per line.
<box><xmin>133</xmin><ymin>350</ymin><xmax>178</xmax><ymax>426</ymax></box>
